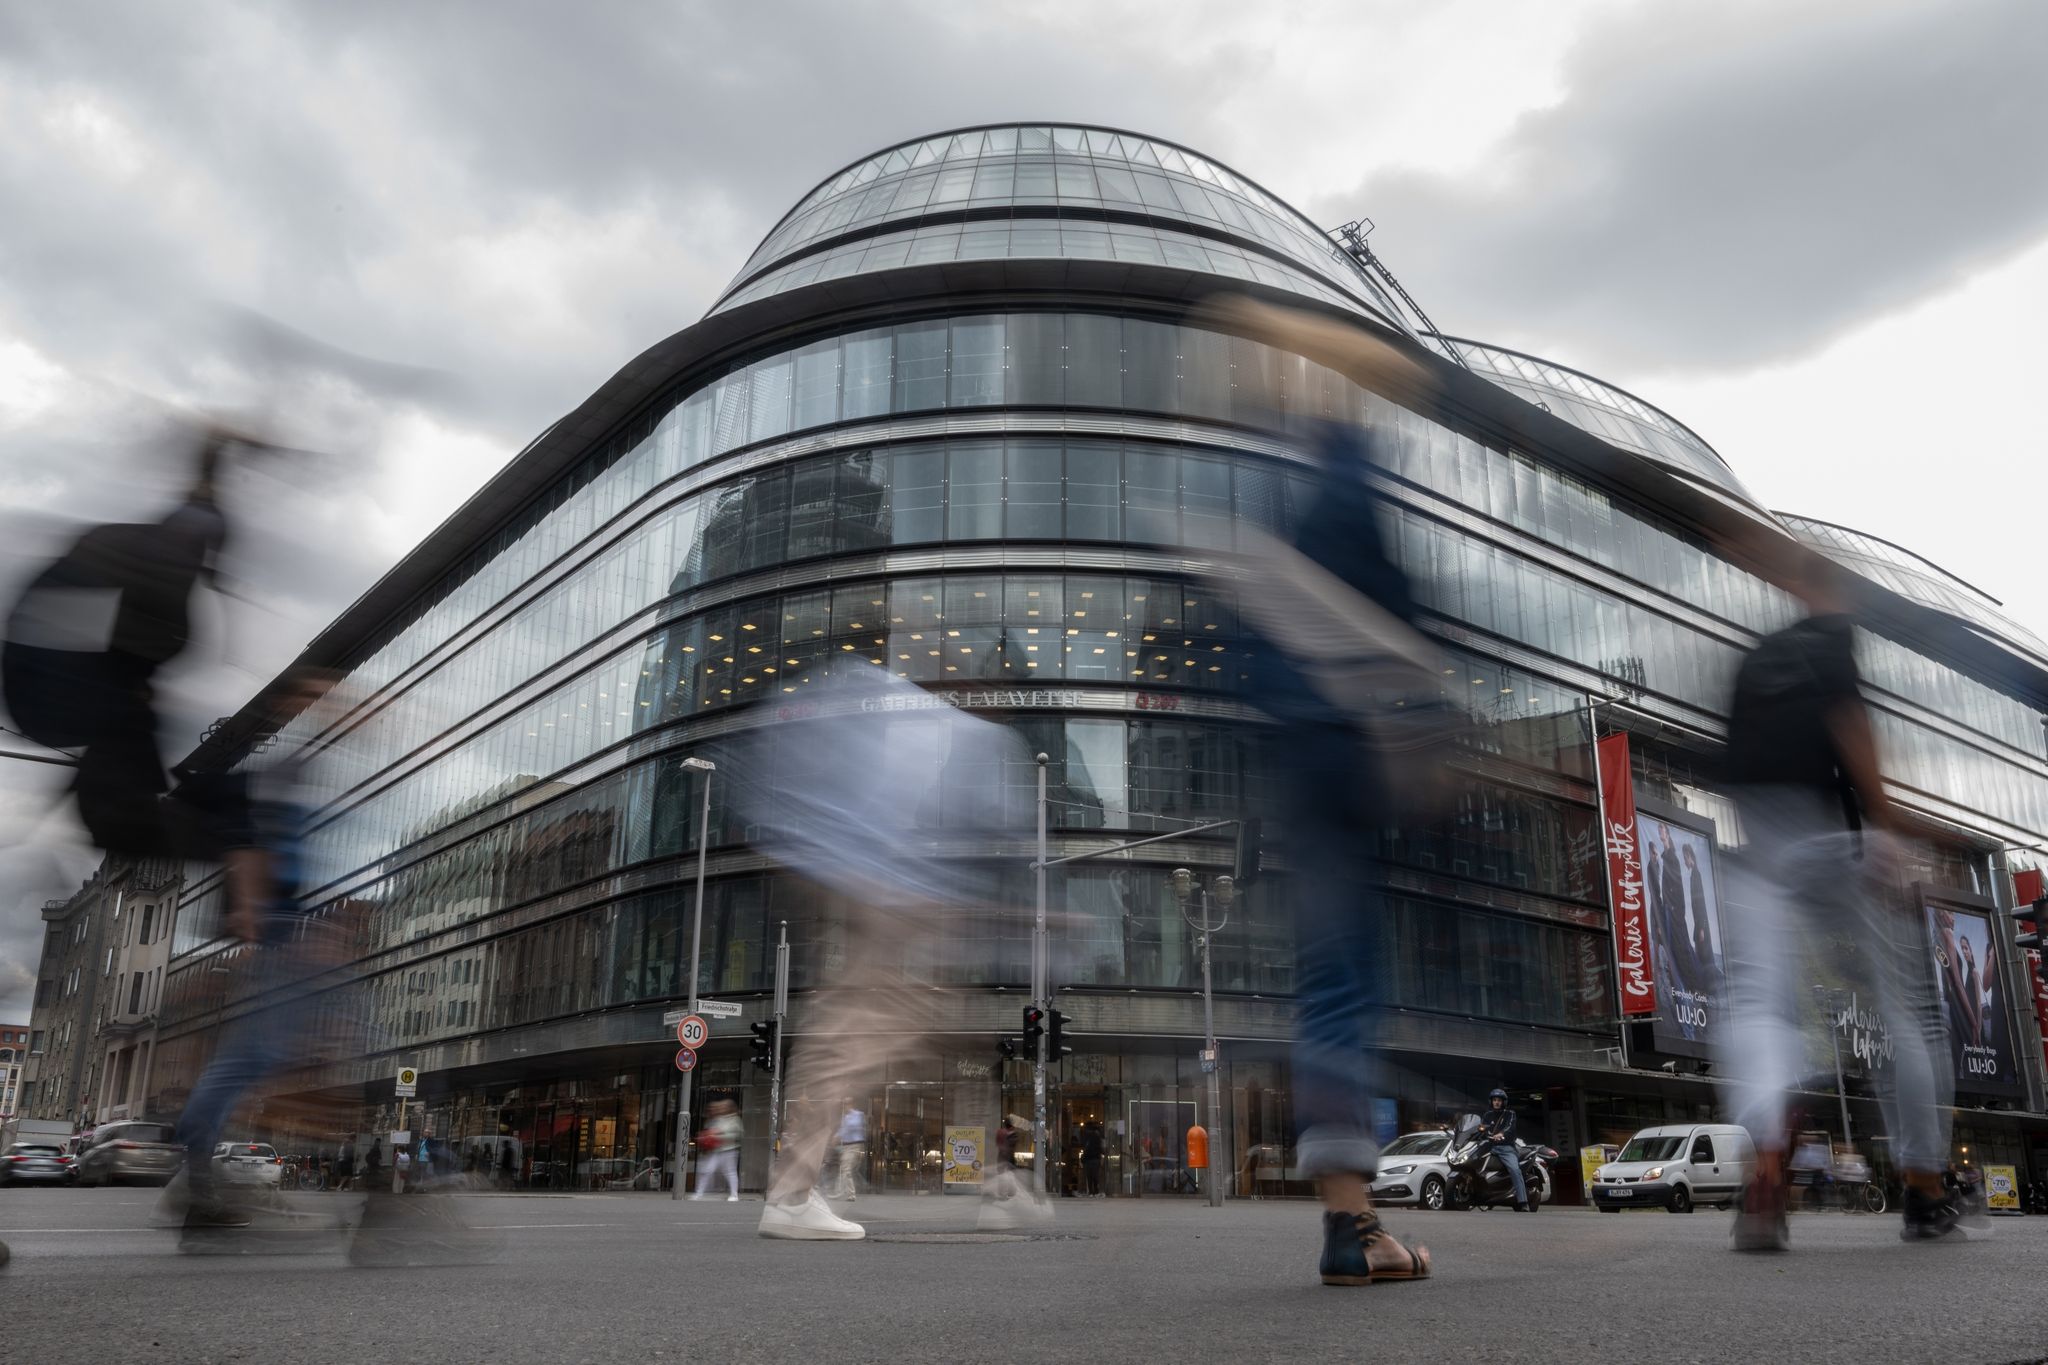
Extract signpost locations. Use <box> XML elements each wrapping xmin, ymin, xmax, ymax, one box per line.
<box><xmin>671</xmin><ymin>755</ymin><xmax>716</xmax><ymax>1201</ymax></box>
<box><xmin>392</xmin><ymin>1067</ymin><xmax>420</xmax><ymax>1194</ymax></box>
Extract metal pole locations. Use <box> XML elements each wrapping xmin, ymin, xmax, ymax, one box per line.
<box><xmin>770</xmin><ymin>919</ymin><xmax>789</xmax><ymax>1155</ymax></box>
<box><xmin>1033</xmin><ymin>752</ymin><xmax>1050</xmax><ymax>1198</ymax></box>
<box><xmin>1199</xmin><ymin>888</ymin><xmax>1222</xmax><ymax>1208</ymax></box>
<box><xmin>672</xmin><ymin>760</ymin><xmax>714</xmax><ymax>1200</ymax></box>
<box><xmin>393</xmin><ymin>1095</ymin><xmax>407</xmax><ymax>1194</ymax></box>
<box><xmin>1830</xmin><ymin>1016</ymin><xmax>1854</xmax><ymax>1146</ymax></box>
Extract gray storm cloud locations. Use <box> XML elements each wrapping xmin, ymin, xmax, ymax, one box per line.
<box><xmin>1311</xmin><ymin>0</ymin><xmax>2048</xmax><ymax>375</ymax></box>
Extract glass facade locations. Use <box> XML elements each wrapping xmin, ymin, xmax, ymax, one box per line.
<box><xmin>156</xmin><ymin>124</ymin><xmax>2048</xmax><ymax>1189</ymax></box>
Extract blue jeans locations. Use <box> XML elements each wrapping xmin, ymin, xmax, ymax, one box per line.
<box><xmin>1493</xmin><ymin>1142</ymin><xmax>1528</xmax><ymax>1205</ymax></box>
<box><xmin>1284</xmin><ymin>722</ymin><xmax>1389</xmax><ymax>1181</ymax></box>
<box><xmin>176</xmin><ymin>949</ymin><xmax>309</xmax><ymax>1195</ymax></box>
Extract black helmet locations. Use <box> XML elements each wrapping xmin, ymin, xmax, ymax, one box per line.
<box><xmin>1488</xmin><ymin>1087</ymin><xmax>1509</xmax><ymax>1104</ymax></box>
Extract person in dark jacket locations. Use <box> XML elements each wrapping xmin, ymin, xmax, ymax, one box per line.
<box><xmin>1480</xmin><ymin>1088</ymin><xmax>1530</xmax><ymax>1211</ymax></box>
<box><xmin>1209</xmin><ymin>294</ymin><xmax>1445</xmax><ymax>1286</ymax></box>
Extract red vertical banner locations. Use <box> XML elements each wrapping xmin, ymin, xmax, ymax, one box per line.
<box><xmin>1598</xmin><ymin>733</ymin><xmax>1656</xmax><ymax>1016</ymax></box>
<box><xmin>2014</xmin><ymin>869</ymin><xmax>2048</xmax><ymax>1074</ymax></box>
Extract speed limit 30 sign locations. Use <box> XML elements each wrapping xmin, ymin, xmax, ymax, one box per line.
<box><xmin>676</xmin><ymin>1014</ymin><xmax>709</xmax><ymax>1050</ymax></box>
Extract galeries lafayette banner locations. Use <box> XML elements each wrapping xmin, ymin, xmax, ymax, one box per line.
<box><xmin>1598</xmin><ymin>733</ymin><xmax>1655</xmax><ymax>1016</ymax></box>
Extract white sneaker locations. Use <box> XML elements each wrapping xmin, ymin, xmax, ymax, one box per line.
<box><xmin>977</xmin><ymin>1195</ymin><xmax>1053</xmax><ymax>1232</ymax></box>
<box><xmin>759</xmin><ymin>1190</ymin><xmax>865</xmax><ymax>1241</ymax></box>
<box><xmin>727</xmin><ymin>1194</ymin><xmax>739</xmax><ymax>1203</ymax></box>
<box><xmin>689</xmin><ymin>1193</ymin><xmax>706</xmax><ymax>1201</ymax></box>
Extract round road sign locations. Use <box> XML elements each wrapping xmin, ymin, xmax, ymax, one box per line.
<box><xmin>676</xmin><ymin>1014</ymin><xmax>709</xmax><ymax>1049</ymax></box>
<box><xmin>675</xmin><ymin>1046</ymin><xmax>699</xmax><ymax>1072</ymax></box>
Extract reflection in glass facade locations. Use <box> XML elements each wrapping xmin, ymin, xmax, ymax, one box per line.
<box><xmin>159</xmin><ymin>124</ymin><xmax>2048</xmax><ymax>1188</ymax></box>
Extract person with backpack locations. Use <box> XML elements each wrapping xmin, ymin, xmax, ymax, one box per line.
<box><xmin>1713</xmin><ymin>549</ymin><xmax>1957</xmax><ymax>1250</ymax></box>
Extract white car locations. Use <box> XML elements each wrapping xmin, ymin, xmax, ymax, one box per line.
<box><xmin>1591</xmin><ymin>1123</ymin><xmax>1754</xmax><ymax>1213</ymax></box>
<box><xmin>213</xmin><ymin>1141</ymin><xmax>284</xmax><ymax>1187</ymax></box>
<box><xmin>1369</xmin><ymin>1130</ymin><xmax>1457</xmax><ymax>1210</ymax></box>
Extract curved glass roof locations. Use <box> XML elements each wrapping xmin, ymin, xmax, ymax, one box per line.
<box><xmin>711</xmin><ymin>217</ymin><xmax>1365</xmax><ymax>319</ymax></box>
<box><xmin>1452</xmin><ymin>338</ymin><xmax>1762</xmax><ymax>508</ymax></box>
<box><xmin>718</xmin><ymin>124</ymin><xmax>1412</xmax><ymax>329</ymax></box>
<box><xmin>1778</xmin><ymin>514</ymin><xmax>2048</xmax><ymax>659</ymax></box>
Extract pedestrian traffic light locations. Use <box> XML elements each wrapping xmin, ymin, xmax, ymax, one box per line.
<box><xmin>749</xmin><ymin>1019</ymin><xmax>778</xmax><ymax>1073</ymax></box>
<box><xmin>2012</xmin><ymin>897</ymin><xmax>2047</xmax><ymax>952</ymax></box>
<box><xmin>1233</xmin><ymin>818</ymin><xmax>1263</xmax><ymax>886</ymax></box>
<box><xmin>1021</xmin><ymin>1006</ymin><xmax>1045</xmax><ymax>1055</ymax></box>
<box><xmin>1048</xmin><ymin>1008</ymin><xmax>1073</xmax><ymax>1063</ymax></box>
<box><xmin>997</xmin><ymin>1036</ymin><xmax>1018</xmax><ymax>1061</ymax></box>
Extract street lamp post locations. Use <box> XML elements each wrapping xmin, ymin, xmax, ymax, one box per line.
<box><xmin>1171</xmin><ymin>868</ymin><xmax>1232</xmax><ymax>1208</ymax></box>
<box><xmin>1032</xmin><ymin>753</ymin><xmax>1049</xmax><ymax>1197</ymax></box>
<box><xmin>671</xmin><ymin>755</ymin><xmax>716</xmax><ymax>1201</ymax></box>
<box><xmin>1815</xmin><ymin>985</ymin><xmax>1853</xmax><ymax>1147</ymax></box>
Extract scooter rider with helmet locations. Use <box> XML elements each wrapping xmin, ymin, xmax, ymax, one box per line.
<box><xmin>1481</xmin><ymin>1088</ymin><xmax>1530</xmax><ymax>1211</ymax></box>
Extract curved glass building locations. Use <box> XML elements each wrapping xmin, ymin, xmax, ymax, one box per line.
<box><xmin>150</xmin><ymin>125</ymin><xmax>2048</xmax><ymax>1198</ymax></box>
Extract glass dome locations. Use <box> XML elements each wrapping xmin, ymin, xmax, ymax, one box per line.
<box><xmin>716</xmin><ymin>124</ymin><xmax>1413</xmax><ymax>330</ymax></box>
<box><xmin>1778</xmin><ymin>514</ymin><xmax>2048</xmax><ymax>659</ymax></box>
<box><xmin>1453</xmin><ymin>338</ymin><xmax>1762</xmax><ymax>509</ymax></box>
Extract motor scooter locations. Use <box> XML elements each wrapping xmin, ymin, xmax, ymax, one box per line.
<box><xmin>1442</xmin><ymin>1112</ymin><xmax>1554</xmax><ymax>1211</ymax></box>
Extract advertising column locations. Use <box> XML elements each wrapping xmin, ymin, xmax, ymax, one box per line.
<box><xmin>1596</xmin><ymin>734</ymin><xmax>1656</xmax><ymax>1018</ymax></box>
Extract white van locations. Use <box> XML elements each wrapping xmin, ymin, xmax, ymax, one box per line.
<box><xmin>1590</xmin><ymin>1123</ymin><xmax>1754</xmax><ymax>1213</ymax></box>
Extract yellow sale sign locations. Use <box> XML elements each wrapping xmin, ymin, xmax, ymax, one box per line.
<box><xmin>1580</xmin><ymin>1145</ymin><xmax>1610</xmax><ymax>1193</ymax></box>
<box><xmin>944</xmin><ymin>1126</ymin><xmax>985</xmax><ymax>1186</ymax></box>
<box><xmin>1984</xmin><ymin>1164</ymin><xmax>2020</xmax><ymax>1211</ymax></box>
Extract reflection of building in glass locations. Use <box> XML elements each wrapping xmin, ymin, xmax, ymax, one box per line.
<box><xmin>144</xmin><ymin>125</ymin><xmax>2048</xmax><ymax>1198</ymax></box>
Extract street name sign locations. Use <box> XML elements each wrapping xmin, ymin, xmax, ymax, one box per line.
<box><xmin>696</xmin><ymin>999</ymin><xmax>743</xmax><ymax>1019</ymax></box>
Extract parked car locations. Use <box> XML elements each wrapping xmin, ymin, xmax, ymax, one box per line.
<box><xmin>74</xmin><ymin>1121</ymin><xmax>183</xmax><ymax>1187</ymax></box>
<box><xmin>212</xmin><ymin>1142</ymin><xmax>285</xmax><ymax>1187</ymax></box>
<box><xmin>1590</xmin><ymin>1123</ymin><xmax>1754</xmax><ymax>1213</ymax></box>
<box><xmin>2</xmin><ymin>1142</ymin><xmax>76</xmax><ymax>1186</ymax></box>
<box><xmin>1369</xmin><ymin>1130</ymin><xmax>1456</xmax><ymax>1210</ymax></box>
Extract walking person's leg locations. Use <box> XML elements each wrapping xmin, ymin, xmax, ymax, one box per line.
<box><xmin>1832</xmin><ymin>826</ymin><xmax>1958</xmax><ymax>1234</ymax></box>
<box><xmin>1283</xmin><ymin>726</ymin><xmax>1427</xmax><ymax>1284</ymax></box>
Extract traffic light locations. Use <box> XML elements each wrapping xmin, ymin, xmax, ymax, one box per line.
<box><xmin>1048</xmin><ymin>1008</ymin><xmax>1073</xmax><ymax>1063</ymax></box>
<box><xmin>749</xmin><ymin>1019</ymin><xmax>778</xmax><ymax>1073</ymax></box>
<box><xmin>1233</xmin><ymin>818</ymin><xmax>1264</xmax><ymax>886</ymax></box>
<box><xmin>2012</xmin><ymin>897</ymin><xmax>2047</xmax><ymax>952</ymax></box>
<box><xmin>1021</xmin><ymin>1006</ymin><xmax>1045</xmax><ymax>1055</ymax></box>
<box><xmin>996</xmin><ymin>1037</ymin><xmax>1018</xmax><ymax>1061</ymax></box>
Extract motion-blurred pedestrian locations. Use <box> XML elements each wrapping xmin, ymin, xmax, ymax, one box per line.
<box><xmin>1713</xmin><ymin>550</ymin><xmax>1956</xmax><ymax>1249</ymax></box>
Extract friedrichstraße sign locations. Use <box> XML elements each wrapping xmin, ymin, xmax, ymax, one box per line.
<box><xmin>696</xmin><ymin>999</ymin><xmax>743</xmax><ymax>1019</ymax></box>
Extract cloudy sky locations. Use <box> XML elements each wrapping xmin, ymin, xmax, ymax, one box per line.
<box><xmin>1</xmin><ymin>0</ymin><xmax>2043</xmax><ymax>1019</ymax></box>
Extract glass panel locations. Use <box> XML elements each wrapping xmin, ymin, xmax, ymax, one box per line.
<box><xmin>841</xmin><ymin>328</ymin><xmax>893</xmax><ymax>420</ymax></box>
<box><xmin>1066</xmin><ymin>441</ymin><xmax>1121</xmax><ymax>542</ymax></box>
<box><xmin>1124</xmin><ymin>446</ymin><xmax>1179</xmax><ymax>545</ymax></box>
<box><xmin>791</xmin><ymin>338</ymin><xmax>841</xmax><ymax>430</ymax></box>
<box><xmin>946</xmin><ymin>440</ymin><xmax>1003</xmax><ymax>542</ymax></box>
<box><xmin>894</xmin><ymin>320</ymin><xmax>948</xmax><ymax>412</ymax></box>
<box><xmin>886</xmin><ymin>448</ymin><xmax>945</xmax><ymax>545</ymax></box>
<box><xmin>948</xmin><ymin>316</ymin><xmax>1005</xmax><ymax>408</ymax></box>
<box><xmin>1006</xmin><ymin>438</ymin><xmax>1063</xmax><ymax>540</ymax></box>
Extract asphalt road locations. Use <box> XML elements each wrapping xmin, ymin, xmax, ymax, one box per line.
<box><xmin>2</xmin><ymin>1188</ymin><xmax>2043</xmax><ymax>1365</ymax></box>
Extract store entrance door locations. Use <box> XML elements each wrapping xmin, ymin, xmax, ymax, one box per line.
<box><xmin>1128</xmin><ymin>1097</ymin><xmax>1199</xmax><ymax>1196</ymax></box>
<box><xmin>873</xmin><ymin>1083</ymin><xmax>946</xmax><ymax>1194</ymax></box>
<box><xmin>1060</xmin><ymin>1092</ymin><xmax>1106</xmax><ymax>1196</ymax></box>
